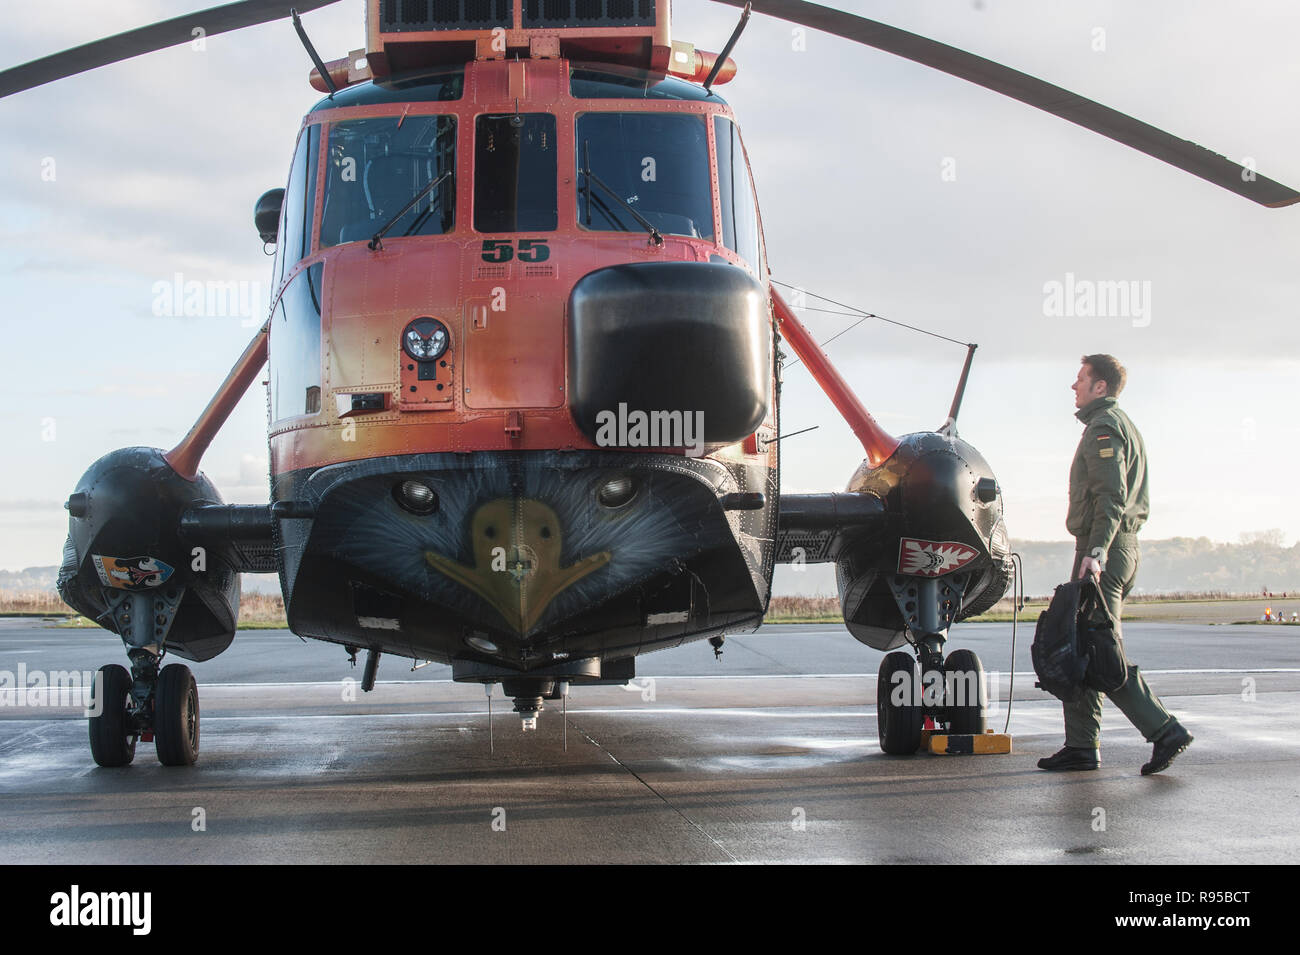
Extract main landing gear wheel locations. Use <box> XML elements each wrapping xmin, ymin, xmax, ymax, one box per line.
<box><xmin>944</xmin><ymin>648</ymin><xmax>987</xmax><ymax>735</ymax></box>
<box><xmin>877</xmin><ymin>651</ymin><xmax>923</xmax><ymax>755</ymax></box>
<box><xmin>154</xmin><ymin>663</ymin><xmax>200</xmax><ymax>766</ymax></box>
<box><xmin>88</xmin><ymin>664</ymin><xmax>136</xmax><ymax>767</ymax></box>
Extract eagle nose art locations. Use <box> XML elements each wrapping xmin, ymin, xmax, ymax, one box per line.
<box><xmin>424</xmin><ymin>498</ymin><xmax>610</xmax><ymax>634</ymax></box>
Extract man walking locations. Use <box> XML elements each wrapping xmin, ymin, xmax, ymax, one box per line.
<box><xmin>1038</xmin><ymin>354</ymin><xmax>1194</xmax><ymax>775</ymax></box>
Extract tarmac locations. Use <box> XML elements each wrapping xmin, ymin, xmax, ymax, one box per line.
<box><xmin>1</xmin><ymin>618</ymin><xmax>1297</xmax><ymax>863</ymax></box>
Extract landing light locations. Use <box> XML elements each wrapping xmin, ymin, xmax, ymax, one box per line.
<box><xmin>466</xmin><ymin>635</ymin><xmax>499</xmax><ymax>654</ymax></box>
<box><xmin>402</xmin><ymin>318</ymin><xmax>449</xmax><ymax>362</ymax></box>
<box><xmin>597</xmin><ymin>476</ymin><xmax>637</xmax><ymax>509</ymax></box>
<box><xmin>394</xmin><ymin>480</ymin><xmax>438</xmax><ymax>515</ymax></box>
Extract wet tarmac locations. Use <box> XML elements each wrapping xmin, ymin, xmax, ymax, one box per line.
<box><xmin>1</xmin><ymin>619</ymin><xmax>1297</xmax><ymax>863</ymax></box>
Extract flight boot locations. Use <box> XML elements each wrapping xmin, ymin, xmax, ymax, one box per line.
<box><xmin>1141</xmin><ymin>721</ymin><xmax>1193</xmax><ymax>776</ymax></box>
<box><xmin>1037</xmin><ymin>745</ymin><xmax>1100</xmax><ymax>771</ymax></box>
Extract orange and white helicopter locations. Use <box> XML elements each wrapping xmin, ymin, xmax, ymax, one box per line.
<box><xmin>4</xmin><ymin>0</ymin><xmax>1293</xmax><ymax>767</ymax></box>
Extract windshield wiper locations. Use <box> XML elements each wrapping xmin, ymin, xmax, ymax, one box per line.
<box><xmin>368</xmin><ymin>170</ymin><xmax>451</xmax><ymax>251</ymax></box>
<box><xmin>587</xmin><ymin>192</ymin><xmax>627</xmax><ymax>232</ymax></box>
<box><xmin>580</xmin><ymin>140</ymin><xmax>663</xmax><ymax>246</ymax></box>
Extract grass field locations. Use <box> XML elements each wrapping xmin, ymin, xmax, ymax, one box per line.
<box><xmin>766</xmin><ymin>594</ymin><xmax>1298</xmax><ymax>626</ymax></box>
<box><xmin>3</xmin><ymin>591</ymin><xmax>289</xmax><ymax>629</ymax></box>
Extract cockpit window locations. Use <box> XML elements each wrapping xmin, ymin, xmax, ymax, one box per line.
<box><xmin>715</xmin><ymin>116</ymin><xmax>761</xmax><ymax>267</ymax></box>
<box><xmin>319</xmin><ymin>115</ymin><xmax>457</xmax><ymax>247</ymax></box>
<box><xmin>474</xmin><ymin>114</ymin><xmax>558</xmax><ymax>232</ymax></box>
<box><xmin>576</xmin><ymin>112</ymin><xmax>713</xmax><ymax>240</ymax></box>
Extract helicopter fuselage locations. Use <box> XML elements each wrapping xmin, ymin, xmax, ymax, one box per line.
<box><xmin>266</xmin><ymin>57</ymin><xmax>780</xmax><ymax>680</ymax></box>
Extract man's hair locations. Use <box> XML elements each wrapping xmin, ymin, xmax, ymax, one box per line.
<box><xmin>1081</xmin><ymin>354</ymin><xmax>1126</xmax><ymax>396</ymax></box>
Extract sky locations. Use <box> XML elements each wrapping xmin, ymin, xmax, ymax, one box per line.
<box><xmin>1</xmin><ymin>0</ymin><xmax>1297</xmax><ymax>588</ymax></box>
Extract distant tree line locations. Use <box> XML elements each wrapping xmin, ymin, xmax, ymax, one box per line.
<box><xmin>1011</xmin><ymin>531</ymin><xmax>1300</xmax><ymax>598</ymax></box>
<box><xmin>7</xmin><ymin>530</ymin><xmax>1300</xmax><ymax>605</ymax></box>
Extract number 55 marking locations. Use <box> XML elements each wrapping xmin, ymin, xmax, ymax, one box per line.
<box><xmin>480</xmin><ymin>239</ymin><xmax>551</xmax><ymax>263</ymax></box>
<box><xmin>516</xmin><ymin>239</ymin><xmax>550</xmax><ymax>262</ymax></box>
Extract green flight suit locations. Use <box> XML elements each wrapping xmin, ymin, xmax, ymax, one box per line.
<box><xmin>1063</xmin><ymin>396</ymin><xmax>1174</xmax><ymax>749</ymax></box>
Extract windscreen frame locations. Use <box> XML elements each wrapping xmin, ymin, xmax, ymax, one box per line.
<box><xmin>574</xmin><ymin>108</ymin><xmax>716</xmax><ymax>242</ymax></box>
<box><xmin>318</xmin><ymin>112</ymin><xmax>460</xmax><ymax>249</ymax></box>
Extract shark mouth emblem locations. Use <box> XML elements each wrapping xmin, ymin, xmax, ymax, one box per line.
<box><xmin>897</xmin><ymin>538</ymin><xmax>979</xmax><ymax>577</ymax></box>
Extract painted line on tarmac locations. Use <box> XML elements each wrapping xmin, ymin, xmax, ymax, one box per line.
<box><xmin>197</xmin><ymin>708</ymin><xmax>878</xmax><ymax>721</ymax></box>
<box><xmin>7</xmin><ymin>690</ymin><xmax>1298</xmax><ymax>725</ymax></box>
<box><xmin>192</xmin><ymin>667</ymin><xmax>1300</xmax><ymax>688</ymax></box>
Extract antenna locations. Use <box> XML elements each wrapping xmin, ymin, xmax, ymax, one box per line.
<box><xmin>704</xmin><ymin>2</ymin><xmax>751</xmax><ymax>92</ymax></box>
<box><xmin>939</xmin><ymin>343</ymin><xmax>978</xmax><ymax>436</ymax></box>
<box><xmin>292</xmin><ymin>8</ymin><xmax>336</xmax><ymax>98</ymax></box>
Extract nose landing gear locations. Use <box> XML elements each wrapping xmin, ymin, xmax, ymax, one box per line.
<box><xmin>88</xmin><ymin>655</ymin><xmax>201</xmax><ymax>767</ymax></box>
<box><xmin>878</xmin><ymin>641</ymin><xmax>987</xmax><ymax>753</ymax></box>
<box><xmin>875</xmin><ymin>642</ymin><xmax>990</xmax><ymax>755</ymax></box>
<box><xmin>874</xmin><ymin>571</ymin><xmax>1006</xmax><ymax>755</ymax></box>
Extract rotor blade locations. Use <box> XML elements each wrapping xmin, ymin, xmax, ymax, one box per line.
<box><xmin>0</xmin><ymin>0</ymin><xmax>343</xmax><ymax>99</ymax></box>
<box><xmin>712</xmin><ymin>0</ymin><xmax>1300</xmax><ymax>208</ymax></box>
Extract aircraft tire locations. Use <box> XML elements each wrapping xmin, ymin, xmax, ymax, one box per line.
<box><xmin>154</xmin><ymin>664</ymin><xmax>200</xmax><ymax>766</ymax></box>
<box><xmin>877</xmin><ymin>651</ymin><xmax>923</xmax><ymax>754</ymax></box>
<box><xmin>88</xmin><ymin>664</ymin><xmax>136</xmax><ymax>767</ymax></box>
<box><xmin>944</xmin><ymin>648</ymin><xmax>987</xmax><ymax>735</ymax></box>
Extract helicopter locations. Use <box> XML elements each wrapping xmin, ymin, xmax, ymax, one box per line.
<box><xmin>3</xmin><ymin>1</ymin><xmax>1294</xmax><ymax>768</ymax></box>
